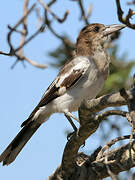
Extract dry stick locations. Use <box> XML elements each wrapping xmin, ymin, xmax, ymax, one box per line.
<box><xmin>86</xmin><ymin>3</ymin><xmax>93</xmax><ymax>19</ymax></box>
<box><xmin>96</xmin><ymin>110</ymin><xmax>127</xmax><ymax>180</ymax></box>
<box><xmin>127</xmin><ymin>0</ymin><xmax>135</xmax><ymax>5</ymax></box>
<box><xmin>40</xmin><ymin>0</ymin><xmax>67</xmax><ymax>40</ymax></box>
<box><xmin>0</xmin><ymin>3</ymin><xmax>36</xmax><ymax>56</ymax></box>
<box><xmin>116</xmin><ymin>0</ymin><xmax>135</xmax><ymax>29</ymax></box>
<box><xmin>119</xmin><ymin>78</ymin><xmax>135</xmax><ymax>170</ymax></box>
<box><xmin>35</xmin><ymin>7</ymin><xmax>43</xmax><ymax>28</ymax></box>
<box><xmin>42</xmin><ymin>0</ymin><xmax>61</xmax><ymax>40</ymax></box>
<box><xmin>49</xmin><ymin>141</ymin><xmax>135</xmax><ymax>179</ymax></box>
<box><xmin>99</xmin><ymin>134</ymin><xmax>135</xmax><ymax>180</ymax></box>
<box><xmin>14</xmin><ymin>24</ymin><xmax>47</xmax><ymax>69</ymax></box>
<box><xmin>95</xmin><ymin>110</ymin><xmax>127</xmax><ymax>122</ymax></box>
<box><xmin>24</xmin><ymin>56</ymin><xmax>47</xmax><ymax>69</ymax></box>
<box><xmin>97</xmin><ymin>133</ymin><xmax>135</xmax><ymax>179</ymax></box>
<box><xmin>13</xmin><ymin>1</ymin><xmax>46</xmax><ymax>68</ymax></box>
<box><xmin>78</xmin><ymin>0</ymin><xmax>89</xmax><ymax>25</ymax></box>
<box><xmin>7</xmin><ymin>3</ymin><xmax>36</xmax><ymax>56</ymax></box>
<box><xmin>41</xmin><ymin>0</ymin><xmax>73</xmax><ymax>52</ymax></box>
<box><xmin>48</xmin><ymin>0</ymin><xmax>56</xmax><ymax>6</ymax></box>
<box><xmin>84</xmin><ymin>91</ymin><xmax>129</xmax><ymax>113</ymax></box>
<box><xmin>105</xmin><ymin>149</ymin><xmax>118</xmax><ymax>180</ymax></box>
<box><xmin>23</xmin><ymin>0</ymin><xmax>29</xmax><ymax>35</ymax></box>
<box><xmin>0</xmin><ymin>2</ymin><xmax>47</xmax><ymax>69</ymax></box>
<box><xmin>13</xmin><ymin>2</ymin><xmax>47</xmax><ymax>69</ymax></box>
<box><xmin>16</xmin><ymin>0</ymin><xmax>29</xmax><ymax>67</ymax></box>
<box><xmin>46</xmin><ymin>21</ymin><xmax>74</xmax><ymax>52</ymax></box>
<box><xmin>38</xmin><ymin>0</ymin><xmax>69</xmax><ymax>23</ymax></box>
<box><xmin>8</xmin><ymin>26</ymin><xmax>25</xmax><ymax>35</ymax></box>
<box><xmin>97</xmin><ymin>134</ymin><xmax>135</xmax><ymax>160</ymax></box>
<box><xmin>14</xmin><ymin>24</ymin><xmax>46</xmax><ymax>53</ymax></box>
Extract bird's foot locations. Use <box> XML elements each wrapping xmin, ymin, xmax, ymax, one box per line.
<box><xmin>81</xmin><ymin>141</ymin><xmax>85</xmax><ymax>148</ymax></box>
<box><xmin>67</xmin><ymin>130</ymin><xmax>85</xmax><ymax>147</ymax></box>
<box><xmin>64</xmin><ymin>113</ymin><xmax>78</xmax><ymax>131</ymax></box>
<box><xmin>67</xmin><ymin>131</ymin><xmax>75</xmax><ymax>140</ymax></box>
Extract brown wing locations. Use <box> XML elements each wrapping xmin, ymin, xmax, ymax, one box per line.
<box><xmin>60</xmin><ymin>69</ymin><xmax>83</xmax><ymax>88</ymax></box>
<box><xmin>21</xmin><ymin>57</ymin><xmax>89</xmax><ymax>127</ymax></box>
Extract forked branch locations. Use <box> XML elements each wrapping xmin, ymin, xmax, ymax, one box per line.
<box><xmin>116</xmin><ymin>0</ymin><xmax>135</xmax><ymax>29</ymax></box>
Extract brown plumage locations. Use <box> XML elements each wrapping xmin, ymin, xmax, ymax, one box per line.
<box><xmin>0</xmin><ymin>23</ymin><xmax>126</xmax><ymax>165</ymax></box>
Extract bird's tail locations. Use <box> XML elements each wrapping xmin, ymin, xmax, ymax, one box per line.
<box><xmin>0</xmin><ymin>121</ymin><xmax>41</xmax><ymax>165</ymax></box>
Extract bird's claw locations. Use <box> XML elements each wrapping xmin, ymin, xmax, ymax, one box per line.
<box><xmin>81</xmin><ymin>141</ymin><xmax>86</xmax><ymax>148</ymax></box>
<box><xmin>67</xmin><ymin>128</ymin><xmax>82</xmax><ymax>141</ymax></box>
<box><xmin>67</xmin><ymin>130</ymin><xmax>86</xmax><ymax>147</ymax></box>
<box><xmin>67</xmin><ymin>131</ymin><xmax>75</xmax><ymax>140</ymax></box>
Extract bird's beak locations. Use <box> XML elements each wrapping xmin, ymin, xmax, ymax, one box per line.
<box><xmin>103</xmin><ymin>24</ymin><xmax>126</xmax><ymax>36</ymax></box>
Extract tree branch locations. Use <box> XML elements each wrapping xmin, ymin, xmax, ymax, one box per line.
<box><xmin>48</xmin><ymin>74</ymin><xmax>135</xmax><ymax>179</ymax></box>
<box><xmin>78</xmin><ymin>0</ymin><xmax>89</xmax><ymax>25</ymax></box>
<box><xmin>95</xmin><ymin>110</ymin><xmax>127</xmax><ymax>122</ymax></box>
<box><xmin>127</xmin><ymin>0</ymin><xmax>135</xmax><ymax>5</ymax></box>
<box><xmin>38</xmin><ymin>0</ymin><xmax>69</xmax><ymax>23</ymax></box>
<box><xmin>0</xmin><ymin>1</ymin><xmax>47</xmax><ymax>69</ymax></box>
<box><xmin>48</xmin><ymin>140</ymin><xmax>135</xmax><ymax>180</ymax></box>
<box><xmin>97</xmin><ymin>134</ymin><xmax>135</xmax><ymax>160</ymax></box>
<box><xmin>116</xmin><ymin>0</ymin><xmax>135</xmax><ymax>29</ymax></box>
<box><xmin>83</xmin><ymin>90</ymin><xmax>129</xmax><ymax>113</ymax></box>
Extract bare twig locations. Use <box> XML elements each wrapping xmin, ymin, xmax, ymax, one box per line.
<box><xmin>24</xmin><ymin>56</ymin><xmax>47</xmax><ymax>69</ymax></box>
<box><xmin>95</xmin><ymin>110</ymin><xmax>127</xmax><ymax>122</ymax></box>
<box><xmin>97</xmin><ymin>134</ymin><xmax>135</xmax><ymax>160</ymax></box>
<box><xmin>127</xmin><ymin>0</ymin><xmax>135</xmax><ymax>5</ymax></box>
<box><xmin>38</xmin><ymin>0</ymin><xmax>69</xmax><ymax>23</ymax></box>
<box><xmin>86</xmin><ymin>3</ymin><xmax>93</xmax><ymax>20</ymax></box>
<box><xmin>14</xmin><ymin>24</ymin><xmax>46</xmax><ymax>53</ymax></box>
<box><xmin>39</xmin><ymin>0</ymin><xmax>75</xmax><ymax>59</ymax></box>
<box><xmin>116</xmin><ymin>0</ymin><xmax>135</xmax><ymax>29</ymax></box>
<box><xmin>35</xmin><ymin>7</ymin><xmax>43</xmax><ymax>28</ymax></box>
<box><xmin>8</xmin><ymin>25</ymin><xmax>25</xmax><ymax>35</ymax></box>
<box><xmin>0</xmin><ymin>2</ymin><xmax>47</xmax><ymax>69</ymax></box>
<box><xmin>119</xmin><ymin>76</ymin><xmax>135</xmax><ymax>166</ymax></box>
<box><xmin>105</xmin><ymin>148</ymin><xmax>118</xmax><ymax>180</ymax></box>
<box><xmin>49</xmin><ymin>140</ymin><xmax>135</xmax><ymax>180</ymax></box>
<box><xmin>0</xmin><ymin>3</ymin><xmax>36</xmax><ymax>57</ymax></box>
<box><xmin>78</xmin><ymin>0</ymin><xmax>89</xmax><ymax>25</ymax></box>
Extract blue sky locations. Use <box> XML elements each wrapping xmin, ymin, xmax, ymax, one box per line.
<box><xmin>0</xmin><ymin>0</ymin><xmax>135</xmax><ymax>179</ymax></box>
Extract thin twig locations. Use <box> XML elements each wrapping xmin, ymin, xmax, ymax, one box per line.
<box><xmin>24</xmin><ymin>56</ymin><xmax>48</xmax><ymax>69</ymax></box>
<box><xmin>105</xmin><ymin>148</ymin><xmax>118</xmax><ymax>180</ymax></box>
<box><xmin>35</xmin><ymin>7</ymin><xmax>43</xmax><ymax>28</ymax></box>
<box><xmin>14</xmin><ymin>24</ymin><xmax>46</xmax><ymax>53</ymax></box>
<box><xmin>78</xmin><ymin>0</ymin><xmax>89</xmax><ymax>25</ymax></box>
<box><xmin>0</xmin><ymin>2</ymin><xmax>47</xmax><ymax>69</ymax></box>
<box><xmin>95</xmin><ymin>110</ymin><xmax>127</xmax><ymax>122</ymax></box>
<box><xmin>0</xmin><ymin>3</ymin><xmax>36</xmax><ymax>57</ymax></box>
<box><xmin>40</xmin><ymin>0</ymin><xmax>74</xmax><ymax>54</ymax></box>
<box><xmin>127</xmin><ymin>0</ymin><xmax>135</xmax><ymax>5</ymax></box>
<box><xmin>38</xmin><ymin>0</ymin><xmax>69</xmax><ymax>23</ymax></box>
<box><xmin>86</xmin><ymin>3</ymin><xmax>93</xmax><ymax>19</ymax></box>
<box><xmin>116</xmin><ymin>0</ymin><xmax>135</xmax><ymax>29</ymax></box>
<box><xmin>97</xmin><ymin>134</ymin><xmax>135</xmax><ymax>160</ymax></box>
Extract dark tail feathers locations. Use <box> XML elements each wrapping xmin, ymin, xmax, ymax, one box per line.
<box><xmin>0</xmin><ymin>121</ymin><xmax>41</xmax><ymax>165</ymax></box>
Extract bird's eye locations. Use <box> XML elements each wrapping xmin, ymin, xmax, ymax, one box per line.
<box><xmin>94</xmin><ymin>26</ymin><xmax>100</xmax><ymax>32</ymax></box>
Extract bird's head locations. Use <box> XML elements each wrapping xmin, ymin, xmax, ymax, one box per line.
<box><xmin>76</xmin><ymin>23</ymin><xmax>126</xmax><ymax>56</ymax></box>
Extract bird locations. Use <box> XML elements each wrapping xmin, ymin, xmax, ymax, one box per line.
<box><xmin>0</xmin><ymin>23</ymin><xmax>126</xmax><ymax>165</ymax></box>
